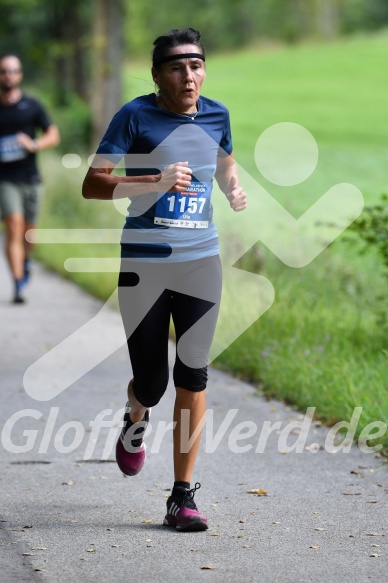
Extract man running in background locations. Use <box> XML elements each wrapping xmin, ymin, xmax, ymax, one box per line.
<box><xmin>0</xmin><ymin>54</ymin><xmax>60</xmax><ymax>303</ymax></box>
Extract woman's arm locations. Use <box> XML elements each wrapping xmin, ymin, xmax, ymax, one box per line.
<box><xmin>82</xmin><ymin>155</ymin><xmax>193</xmax><ymax>200</ymax></box>
<box><xmin>215</xmin><ymin>153</ymin><xmax>247</xmax><ymax>212</ymax></box>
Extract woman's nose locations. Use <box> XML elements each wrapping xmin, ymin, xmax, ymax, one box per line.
<box><xmin>183</xmin><ymin>66</ymin><xmax>194</xmax><ymax>81</ymax></box>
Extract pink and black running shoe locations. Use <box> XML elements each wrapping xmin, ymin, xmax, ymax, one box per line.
<box><xmin>116</xmin><ymin>403</ymin><xmax>150</xmax><ymax>476</ymax></box>
<box><xmin>163</xmin><ymin>483</ymin><xmax>208</xmax><ymax>532</ymax></box>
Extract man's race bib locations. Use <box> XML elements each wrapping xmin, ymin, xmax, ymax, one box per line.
<box><xmin>0</xmin><ymin>134</ymin><xmax>28</xmax><ymax>162</ymax></box>
<box><xmin>154</xmin><ymin>181</ymin><xmax>212</xmax><ymax>228</ymax></box>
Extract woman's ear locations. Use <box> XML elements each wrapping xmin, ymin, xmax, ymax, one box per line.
<box><xmin>151</xmin><ymin>66</ymin><xmax>158</xmax><ymax>84</ymax></box>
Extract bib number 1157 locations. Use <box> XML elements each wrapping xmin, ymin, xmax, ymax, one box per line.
<box><xmin>154</xmin><ymin>181</ymin><xmax>211</xmax><ymax>229</ymax></box>
<box><xmin>167</xmin><ymin>195</ymin><xmax>206</xmax><ymax>215</ymax></box>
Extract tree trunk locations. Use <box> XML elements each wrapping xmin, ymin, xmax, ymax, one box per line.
<box><xmin>91</xmin><ymin>0</ymin><xmax>123</xmax><ymax>148</ymax></box>
<box><xmin>316</xmin><ymin>0</ymin><xmax>340</xmax><ymax>38</ymax></box>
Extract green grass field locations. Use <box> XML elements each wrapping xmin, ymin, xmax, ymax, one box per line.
<box><xmin>36</xmin><ymin>32</ymin><xmax>388</xmax><ymax>450</ymax></box>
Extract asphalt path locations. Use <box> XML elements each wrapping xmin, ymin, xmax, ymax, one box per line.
<box><xmin>0</xmin><ymin>247</ymin><xmax>387</xmax><ymax>583</ymax></box>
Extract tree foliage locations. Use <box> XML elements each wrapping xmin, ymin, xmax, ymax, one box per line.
<box><xmin>1</xmin><ymin>0</ymin><xmax>387</xmax><ymax>146</ymax></box>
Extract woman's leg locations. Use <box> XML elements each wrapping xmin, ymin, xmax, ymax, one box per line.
<box><xmin>171</xmin><ymin>256</ymin><xmax>222</xmax><ymax>483</ymax></box>
<box><xmin>117</xmin><ymin>263</ymin><xmax>172</xmax><ymax>475</ymax></box>
<box><xmin>118</xmin><ymin>264</ymin><xmax>172</xmax><ymax>410</ymax></box>
<box><xmin>173</xmin><ymin>387</ymin><xmax>206</xmax><ymax>482</ymax></box>
<box><xmin>126</xmin><ymin>378</ymin><xmax>148</xmax><ymax>423</ymax></box>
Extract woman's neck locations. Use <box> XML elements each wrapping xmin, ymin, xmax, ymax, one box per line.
<box><xmin>158</xmin><ymin>95</ymin><xmax>197</xmax><ymax>116</ymax></box>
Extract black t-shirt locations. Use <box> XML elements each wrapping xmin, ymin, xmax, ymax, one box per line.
<box><xmin>0</xmin><ymin>94</ymin><xmax>52</xmax><ymax>183</ymax></box>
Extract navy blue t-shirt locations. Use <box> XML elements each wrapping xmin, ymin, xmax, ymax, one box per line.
<box><xmin>96</xmin><ymin>93</ymin><xmax>233</xmax><ymax>262</ymax></box>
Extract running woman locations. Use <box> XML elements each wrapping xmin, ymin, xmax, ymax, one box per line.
<box><xmin>83</xmin><ymin>27</ymin><xmax>246</xmax><ymax>532</ymax></box>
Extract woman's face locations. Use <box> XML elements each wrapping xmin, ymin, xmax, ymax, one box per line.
<box><xmin>152</xmin><ymin>44</ymin><xmax>206</xmax><ymax>112</ymax></box>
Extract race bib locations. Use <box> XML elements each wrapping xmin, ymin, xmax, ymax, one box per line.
<box><xmin>0</xmin><ymin>134</ymin><xmax>28</xmax><ymax>162</ymax></box>
<box><xmin>154</xmin><ymin>181</ymin><xmax>212</xmax><ymax>228</ymax></box>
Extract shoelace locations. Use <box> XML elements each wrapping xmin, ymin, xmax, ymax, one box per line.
<box><xmin>182</xmin><ymin>482</ymin><xmax>201</xmax><ymax>509</ymax></box>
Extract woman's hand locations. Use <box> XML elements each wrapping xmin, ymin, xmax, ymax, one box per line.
<box><xmin>226</xmin><ymin>175</ymin><xmax>247</xmax><ymax>212</ymax></box>
<box><xmin>157</xmin><ymin>161</ymin><xmax>192</xmax><ymax>192</ymax></box>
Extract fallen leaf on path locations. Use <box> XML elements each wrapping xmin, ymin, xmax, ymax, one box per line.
<box><xmin>247</xmin><ymin>489</ymin><xmax>267</xmax><ymax>496</ymax></box>
<box><xmin>350</xmin><ymin>470</ymin><xmax>364</xmax><ymax>478</ymax></box>
<box><xmin>146</xmin><ymin>539</ymin><xmax>153</xmax><ymax>542</ymax></box>
<box><xmin>272</xmin><ymin>521</ymin><xmax>280</xmax><ymax>525</ymax></box>
<box><xmin>200</xmin><ymin>565</ymin><xmax>216</xmax><ymax>570</ymax></box>
<box><xmin>370</xmin><ymin>544</ymin><xmax>380</xmax><ymax>547</ymax></box>
<box><xmin>343</xmin><ymin>491</ymin><xmax>361</xmax><ymax>495</ymax></box>
<box><xmin>31</xmin><ymin>547</ymin><xmax>48</xmax><ymax>550</ymax></box>
<box><xmin>209</xmin><ymin>532</ymin><xmax>219</xmax><ymax>536</ymax></box>
<box><xmin>22</xmin><ymin>552</ymin><xmax>34</xmax><ymax>556</ymax></box>
<box><xmin>142</xmin><ymin>519</ymin><xmax>154</xmax><ymax>524</ymax></box>
<box><xmin>106</xmin><ymin>528</ymin><xmax>114</xmax><ymax>531</ymax></box>
<box><xmin>369</xmin><ymin>553</ymin><xmax>380</xmax><ymax>557</ymax></box>
<box><xmin>314</xmin><ymin>528</ymin><xmax>327</xmax><ymax>532</ymax></box>
<box><xmin>368</xmin><ymin>499</ymin><xmax>379</xmax><ymax>504</ymax></box>
<box><xmin>86</xmin><ymin>548</ymin><xmax>95</xmax><ymax>553</ymax></box>
<box><xmin>309</xmin><ymin>546</ymin><xmax>320</xmax><ymax>549</ymax></box>
<box><xmin>62</xmin><ymin>481</ymin><xmax>75</xmax><ymax>486</ymax></box>
<box><xmin>34</xmin><ymin>568</ymin><xmax>45</xmax><ymax>572</ymax></box>
<box><xmin>366</xmin><ymin>533</ymin><xmax>385</xmax><ymax>536</ymax></box>
<box><xmin>111</xmin><ymin>545</ymin><xmax>121</xmax><ymax>548</ymax></box>
<box><xmin>239</xmin><ymin>518</ymin><xmax>248</xmax><ymax>523</ymax></box>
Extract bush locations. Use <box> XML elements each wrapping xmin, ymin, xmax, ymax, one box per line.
<box><xmin>346</xmin><ymin>193</ymin><xmax>388</xmax><ymax>325</ymax></box>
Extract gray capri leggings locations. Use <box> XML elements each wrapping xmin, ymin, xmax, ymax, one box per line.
<box><xmin>118</xmin><ymin>255</ymin><xmax>222</xmax><ymax>408</ymax></box>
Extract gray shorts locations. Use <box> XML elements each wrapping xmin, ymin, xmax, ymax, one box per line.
<box><xmin>0</xmin><ymin>181</ymin><xmax>43</xmax><ymax>224</ymax></box>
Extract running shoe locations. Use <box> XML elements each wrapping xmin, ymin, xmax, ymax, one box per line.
<box><xmin>163</xmin><ymin>483</ymin><xmax>208</xmax><ymax>531</ymax></box>
<box><xmin>116</xmin><ymin>404</ymin><xmax>150</xmax><ymax>476</ymax></box>
<box><xmin>13</xmin><ymin>279</ymin><xmax>26</xmax><ymax>304</ymax></box>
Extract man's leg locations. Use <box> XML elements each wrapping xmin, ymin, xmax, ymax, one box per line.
<box><xmin>23</xmin><ymin>222</ymin><xmax>36</xmax><ymax>284</ymax></box>
<box><xmin>22</xmin><ymin>183</ymin><xmax>44</xmax><ymax>285</ymax></box>
<box><xmin>4</xmin><ymin>212</ymin><xmax>25</xmax><ymax>281</ymax></box>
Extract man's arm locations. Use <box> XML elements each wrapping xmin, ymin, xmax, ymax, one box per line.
<box><xmin>16</xmin><ymin>124</ymin><xmax>60</xmax><ymax>153</ymax></box>
<box><xmin>215</xmin><ymin>153</ymin><xmax>247</xmax><ymax>212</ymax></box>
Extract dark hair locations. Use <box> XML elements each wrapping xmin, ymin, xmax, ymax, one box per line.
<box><xmin>152</xmin><ymin>28</ymin><xmax>205</xmax><ymax>69</ymax></box>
